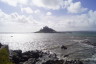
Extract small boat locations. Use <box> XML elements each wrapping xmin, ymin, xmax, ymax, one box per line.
<box><xmin>11</xmin><ymin>36</ymin><xmax>13</xmax><ymax>37</ymax></box>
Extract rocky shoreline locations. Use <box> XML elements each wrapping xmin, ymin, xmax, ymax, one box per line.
<box><xmin>10</xmin><ymin>50</ymin><xmax>83</xmax><ymax>64</ymax></box>
<box><xmin>1</xmin><ymin>41</ymin><xmax>96</xmax><ymax>64</ymax></box>
<box><xmin>0</xmin><ymin>43</ymin><xmax>84</xmax><ymax>64</ymax></box>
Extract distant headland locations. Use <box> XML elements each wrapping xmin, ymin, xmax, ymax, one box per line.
<box><xmin>35</xmin><ymin>26</ymin><xmax>57</xmax><ymax>33</ymax></box>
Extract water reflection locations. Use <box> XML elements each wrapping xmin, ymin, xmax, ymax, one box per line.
<box><xmin>0</xmin><ymin>33</ymin><xmax>96</xmax><ymax>59</ymax></box>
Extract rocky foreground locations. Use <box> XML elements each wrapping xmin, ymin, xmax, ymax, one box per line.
<box><xmin>0</xmin><ymin>42</ymin><xmax>93</xmax><ymax>64</ymax></box>
<box><xmin>10</xmin><ymin>50</ymin><xmax>83</xmax><ymax>64</ymax></box>
<box><xmin>1</xmin><ymin>42</ymin><xmax>84</xmax><ymax>64</ymax></box>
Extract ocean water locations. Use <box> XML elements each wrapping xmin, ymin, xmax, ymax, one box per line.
<box><xmin>0</xmin><ymin>32</ymin><xmax>96</xmax><ymax>61</ymax></box>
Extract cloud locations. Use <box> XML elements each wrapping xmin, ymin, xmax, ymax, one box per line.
<box><xmin>32</xmin><ymin>0</ymin><xmax>87</xmax><ymax>13</ymax></box>
<box><xmin>21</xmin><ymin>7</ymin><xmax>33</xmax><ymax>14</ymax></box>
<box><xmin>32</xmin><ymin>0</ymin><xmax>61</xmax><ymax>10</ymax></box>
<box><xmin>34</xmin><ymin>9</ymin><xmax>40</xmax><ymax>14</ymax></box>
<box><xmin>0</xmin><ymin>9</ymin><xmax>41</xmax><ymax>32</ymax></box>
<box><xmin>0</xmin><ymin>8</ymin><xmax>96</xmax><ymax>32</ymax></box>
<box><xmin>67</xmin><ymin>2</ymin><xmax>87</xmax><ymax>13</ymax></box>
<box><xmin>38</xmin><ymin>10</ymin><xmax>96</xmax><ymax>31</ymax></box>
<box><xmin>0</xmin><ymin>0</ymin><xmax>87</xmax><ymax>13</ymax></box>
<box><xmin>46</xmin><ymin>12</ymin><xmax>52</xmax><ymax>15</ymax></box>
<box><xmin>0</xmin><ymin>0</ymin><xmax>28</xmax><ymax>7</ymax></box>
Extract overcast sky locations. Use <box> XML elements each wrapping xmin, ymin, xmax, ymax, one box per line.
<box><xmin>0</xmin><ymin>0</ymin><xmax>96</xmax><ymax>32</ymax></box>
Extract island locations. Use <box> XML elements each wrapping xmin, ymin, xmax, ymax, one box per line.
<box><xmin>35</xmin><ymin>26</ymin><xmax>57</xmax><ymax>33</ymax></box>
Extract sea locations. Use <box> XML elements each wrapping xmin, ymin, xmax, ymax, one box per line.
<box><xmin>0</xmin><ymin>31</ymin><xmax>96</xmax><ymax>63</ymax></box>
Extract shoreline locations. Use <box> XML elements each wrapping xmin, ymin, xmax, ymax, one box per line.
<box><xmin>1</xmin><ymin>39</ymin><xmax>96</xmax><ymax>64</ymax></box>
<box><xmin>0</xmin><ymin>43</ymin><xmax>84</xmax><ymax>64</ymax></box>
<box><xmin>10</xmin><ymin>49</ymin><xmax>84</xmax><ymax>64</ymax></box>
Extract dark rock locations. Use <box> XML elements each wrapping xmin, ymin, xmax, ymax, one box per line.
<box><xmin>9</xmin><ymin>50</ymin><xmax>83</xmax><ymax>64</ymax></box>
<box><xmin>10</xmin><ymin>50</ymin><xmax>46</xmax><ymax>64</ymax></box>
<box><xmin>64</xmin><ymin>60</ymin><xmax>83</xmax><ymax>64</ymax></box>
<box><xmin>23</xmin><ymin>58</ymin><xmax>37</xmax><ymax>64</ymax></box>
<box><xmin>10</xmin><ymin>50</ymin><xmax>22</xmax><ymax>64</ymax></box>
<box><xmin>61</xmin><ymin>45</ymin><xmax>67</xmax><ymax>49</ymax></box>
<box><xmin>31</xmin><ymin>51</ymin><xmax>42</xmax><ymax>58</ymax></box>
<box><xmin>19</xmin><ymin>62</ymin><xmax>23</xmax><ymax>64</ymax></box>
<box><xmin>14</xmin><ymin>50</ymin><xmax>22</xmax><ymax>55</ymax></box>
<box><xmin>35</xmin><ymin>26</ymin><xmax>57</xmax><ymax>33</ymax></box>
<box><xmin>10</xmin><ymin>50</ymin><xmax>22</xmax><ymax>57</ymax></box>
<box><xmin>82</xmin><ymin>40</ymin><xmax>96</xmax><ymax>46</ymax></box>
<box><xmin>0</xmin><ymin>43</ymin><xmax>2</xmax><ymax>48</ymax></box>
<box><xmin>36</xmin><ymin>53</ymin><xmax>58</xmax><ymax>64</ymax></box>
<box><xmin>21</xmin><ymin>50</ymin><xmax>41</xmax><ymax>62</ymax></box>
<box><xmin>64</xmin><ymin>54</ymin><xmax>69</xmax><ymax>57</ymax></box>
<box><xmin>22</xmin><ymin>50</ymin><xmax>43</xmax><ymax>59</ymax></box>
<box><xmin>21</xmin><ymin>55</ymin><xmax>29</xmax><ymax>62</ymax></box>
<box><xmin>82</xmin><ymin>40</ymin><xmax>91</xmax><ymax>44</ymax></box>
<box><xmin>42</xmin><ymin>60</ymin><xmax>64</xmax><ymax>64</ymax></box>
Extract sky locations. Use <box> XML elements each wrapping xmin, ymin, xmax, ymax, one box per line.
<box><xmin>0</xmin><ymin>0</ymin><xmax>96</xmax><ymax>32</ymax></box>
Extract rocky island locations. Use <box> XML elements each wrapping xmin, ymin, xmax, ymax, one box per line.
<box><xmin>35</xmin><ymin>26</ymin><xmax>57</xmax><ymax>33</ymax></box>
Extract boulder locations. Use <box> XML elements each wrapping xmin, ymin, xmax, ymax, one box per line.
<box><xmin>64</xmin><ymin>54</ymin><xmax>69</xmax><ymax>57</ymax></box>
<box><xmin>10</xmin><ymin>50</ymin><xmax>22</xmax><ymax>64</ymax></box>
<box><xmin>61</xmin><ymin>45</ymin><xmax>67</xmax><ymax>49</ymax></box>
